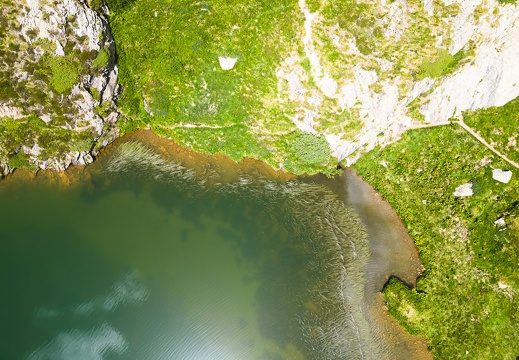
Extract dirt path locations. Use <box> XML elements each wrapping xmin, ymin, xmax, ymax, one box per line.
<box><xmin>456</xmin><ymin>119</ymin><xmax>519</xmax><ymax>169</ymax></box>
<box><xmin>392</xmin><ymin>120</ymin><xmax>518</xmax><ymax>169</ymax></box>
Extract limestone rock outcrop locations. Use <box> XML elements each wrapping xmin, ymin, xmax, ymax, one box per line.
<box><xmin>276</xmin><ymin>0</ymin><xmax>519</xmax><ymax>165</ymax></box>
<box><xmin>0</xmin><ymin>0</ymin><xmax>120</xmax><ymax>175</ymax></box>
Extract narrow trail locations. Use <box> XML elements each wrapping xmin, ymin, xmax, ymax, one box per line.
<box><xmin>456</xmin><ymin>119</ymin><xmax>519</xmax><ymax>169</ymax></box>
<box><xmin>154</xmin><ymin>123</ymin><xmax>240</xmax><ymax>130</ymax></box>
<box><xmin>406</xmin><ymin>120</ymin><xmax>519</xmax><ymax>169</ymax></box>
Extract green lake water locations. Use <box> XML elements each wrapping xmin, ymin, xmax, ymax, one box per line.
<box><xmin>0</xmin><ymin>139</ymin><xmax>428</xmax><ymax>359</ymax></box>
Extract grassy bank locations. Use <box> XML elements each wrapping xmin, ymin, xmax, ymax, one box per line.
<box><xmin>353</xmin><ymin>100</ymin><xmax>519</xmax><ymax>359</ymax></box>
<box><xmin>106</xmin><ymin>0</ymin><xmax>338</xmax><ymax>175</ymax></box>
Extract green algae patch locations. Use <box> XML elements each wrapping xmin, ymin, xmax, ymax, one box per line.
<box><xmin>353</xmin><ymin>99</ymin><xmax>519</xmax><ymax>358</ymax></box>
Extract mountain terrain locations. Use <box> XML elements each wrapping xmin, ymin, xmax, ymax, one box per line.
<box><xmin>0</xmin><ymin>0</ymin><xmax>518</xmax><ymax>358</ymax></box>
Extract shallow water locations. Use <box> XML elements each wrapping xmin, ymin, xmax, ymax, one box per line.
<box><xmin>0</xmin><ymin>132</ymin><xmax>430</xmax><ymax>359</ymax></box>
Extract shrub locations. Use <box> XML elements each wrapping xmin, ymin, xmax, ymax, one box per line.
<box><xmin>47</xmin><ymin>55</ymin><xmax>82</xmax><ymax>94</ymax></box>
<box><xmin>92</xmin><ymin>47</ymin><xmax>110</xmax><ymax>70</ymax></box>
<box><xmin>291</xmin><ymin>133</ymin><xmax>330</xmax><ymax>165</ymax></box>
<box><xmin>7</xmin><ymin>150</ymin><xmax>37</xmax><ymax>171</ymax></box>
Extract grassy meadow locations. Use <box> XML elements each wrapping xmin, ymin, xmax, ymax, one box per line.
<box><xmin>353</xmin><ymin>99</ymin><xmax>519</xmax><ymax>359</ymax></box>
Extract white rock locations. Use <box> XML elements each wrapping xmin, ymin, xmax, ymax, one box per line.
<box><xmin>20</xmin><ymin>0</ymin><xmax>103</xmax><ymax>52</ymax></box>
<box><xmin>320</xmin><ymin>75</ymin><xmax>337</xmax><ymax>97</ymax></box>
<box><xmin>454</xmin><ymin>182</ymin><xmax>473</xmax><ymax>197</ymax></box>
<box><xmin>23</xmin><ymin>143</ymin><xmax>41</xmax><ymax>157</ymax></box>
<box><xmin>143</xmin><ymin>99</ymin><xmax>154</xmax><ymax>116</ymax></box>
<box><xmin>421</xmin><ymin>2</ymin><xmax>519</xmax><ymax>124</ymax></box>
<box><xmin>492</xmin><ymin>168</ymin><xmax>513</xmax><ymax>183</ymax></box>
<box><xmin>498</xmin><ymin>281</ymin><xmax>509</xmax><ymax>289</ymax></box>
<box><xmin>0</xmin><ymin>105</ymin><xmax>24</xmax><ymax>119</ymax></box>
<box><xmin>55</xmin><ymin>40</ymin><xmax>65</xmax><ymax>56</ymax></box>
<box><xmin>292</xmin><ymin>109</ymin><xmax>318</xmax><ymax>134</ymax></box>
<box><xmin>285</xmin><ymin>72</ymin><xmax>305</xmax><ymax>101</ymax></box>
<box><xmin>494</xmin><ymin>217</ymin><xmax>506</xmax><ymax>227</ymax></box>
<box><xmin>218</xmin><ymin>56</ymin><xmax>238</xmax><ymax>70</ymax></box>
<box><xmin>340</xmin><ymin>83</ymin><xmax>357</xmax><ymax>109</ymax></box>
<box><xmin>101</xmin><ymin>66</ymin><xmax>119</xmax><ymax>103</ymax></box>
<box><xmin>0</xmin><ymin>0</ymin><xmax>122</xmax><ymax>175</ymax></box>
<box><xmin>325</xmin><ymin>133</ymin><xmax>348</xmax><ymax>160</ymax></box>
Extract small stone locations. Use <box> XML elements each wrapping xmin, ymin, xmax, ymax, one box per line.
<box><xmin>492</xmin><ymin>168</ymin><xmax>512</xmax><ymax>183</ymax></box>
<box><xmin>453</xmin><ymin>183</ymin><xmax>473</xmax><ymax>197</ymax></box>
<box><xmin>55</xmin><ymin>40</ymin><xmax>65</xmax><ymax>56</ymax></box>
<box><xmin>218</xmin><ymin>56</ymin><xmax>238</xmax><ymax>70</ymax></box>
<box><xmin>494</xmin><ymin>217</ymin><xmax>506</xmax><ymax>227</ymax></box>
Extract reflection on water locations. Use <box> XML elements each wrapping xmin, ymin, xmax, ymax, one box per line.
<box><xmin>0</xmin><ymin>135</ymin><xmax>429</xmax><ymax>360</ymax></box>
<box><xmin>37</xmin><ymin>271</ymin><xmax>148</xmax><ymax>318</ymax></box>
<box><xmin>27</xmin><ymin>324</ymin><xmax>127</xmax><ymax>360</ymax></box>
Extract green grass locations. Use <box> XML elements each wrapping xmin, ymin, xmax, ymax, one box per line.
<box><xmin>105</xmin><ymin>0</ymin><xmax>344</xmax><ymax>174</ymax></box>
<box><xmin>92</xmin><ymin>46</ymin><xmax>110</xmax><ymax>70</ymax></box>
<box><xmin>415</xmin><ymin>48</ymin><xmax>470</xmax><ymax>80</ymax></box>
<box><xmin>352</xmin><ymin>100</ymin><xmax>519</xmax><ymax>359</ymax></box>
<box><xmin>463</xmin><ymin>96</ymin><xmax>519</xmax><ymax>164</ymax></box>
<box><xmin>46</xmin><ymin>54</ymin><xmax>83</xmax><ymax>94</ymax></box>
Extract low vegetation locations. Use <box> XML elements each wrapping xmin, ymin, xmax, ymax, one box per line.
<box><xmin>290</xmin><ymin>133</ymin><xmax>330</xmax><ymax>165</ymax></box>
<box><xmin>353</xmin><ymin>101</ymin><xmax>519</xmax><ymax>359</ymax></box>
<box><xmin>414</xmin><ymin>48</ymin><xmax>472</xmax><ymax>80</ymax></box>
<box><xmin>106</xmin><ymin>0</ymin><xmax>339</xmax><ymax>174</ymax></box>
<box><xmin>0</xmin><ymin>115</ymin><xmax>95</xmax><ymax>171</ymax></box>
<box><xmin>463</xmin><ymin>96</ymin><xmax>519</xmax><ymax>164</ymax></box>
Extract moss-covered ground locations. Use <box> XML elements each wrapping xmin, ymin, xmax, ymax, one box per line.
<box><xmin>106</xmin><ymin>0</ymin><xmax>337</xmax><ymax>175</ymax></box>
<box><xmin>353</xmin><ymin>99</ymin><xmax>519</xmax><ymax>359</ymax></box>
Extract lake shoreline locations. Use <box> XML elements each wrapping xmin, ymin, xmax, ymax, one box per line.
<box><xmin>1</xmin><ymin>128</ymin><xmax>431</xmax><ymax>359</ymax></box>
